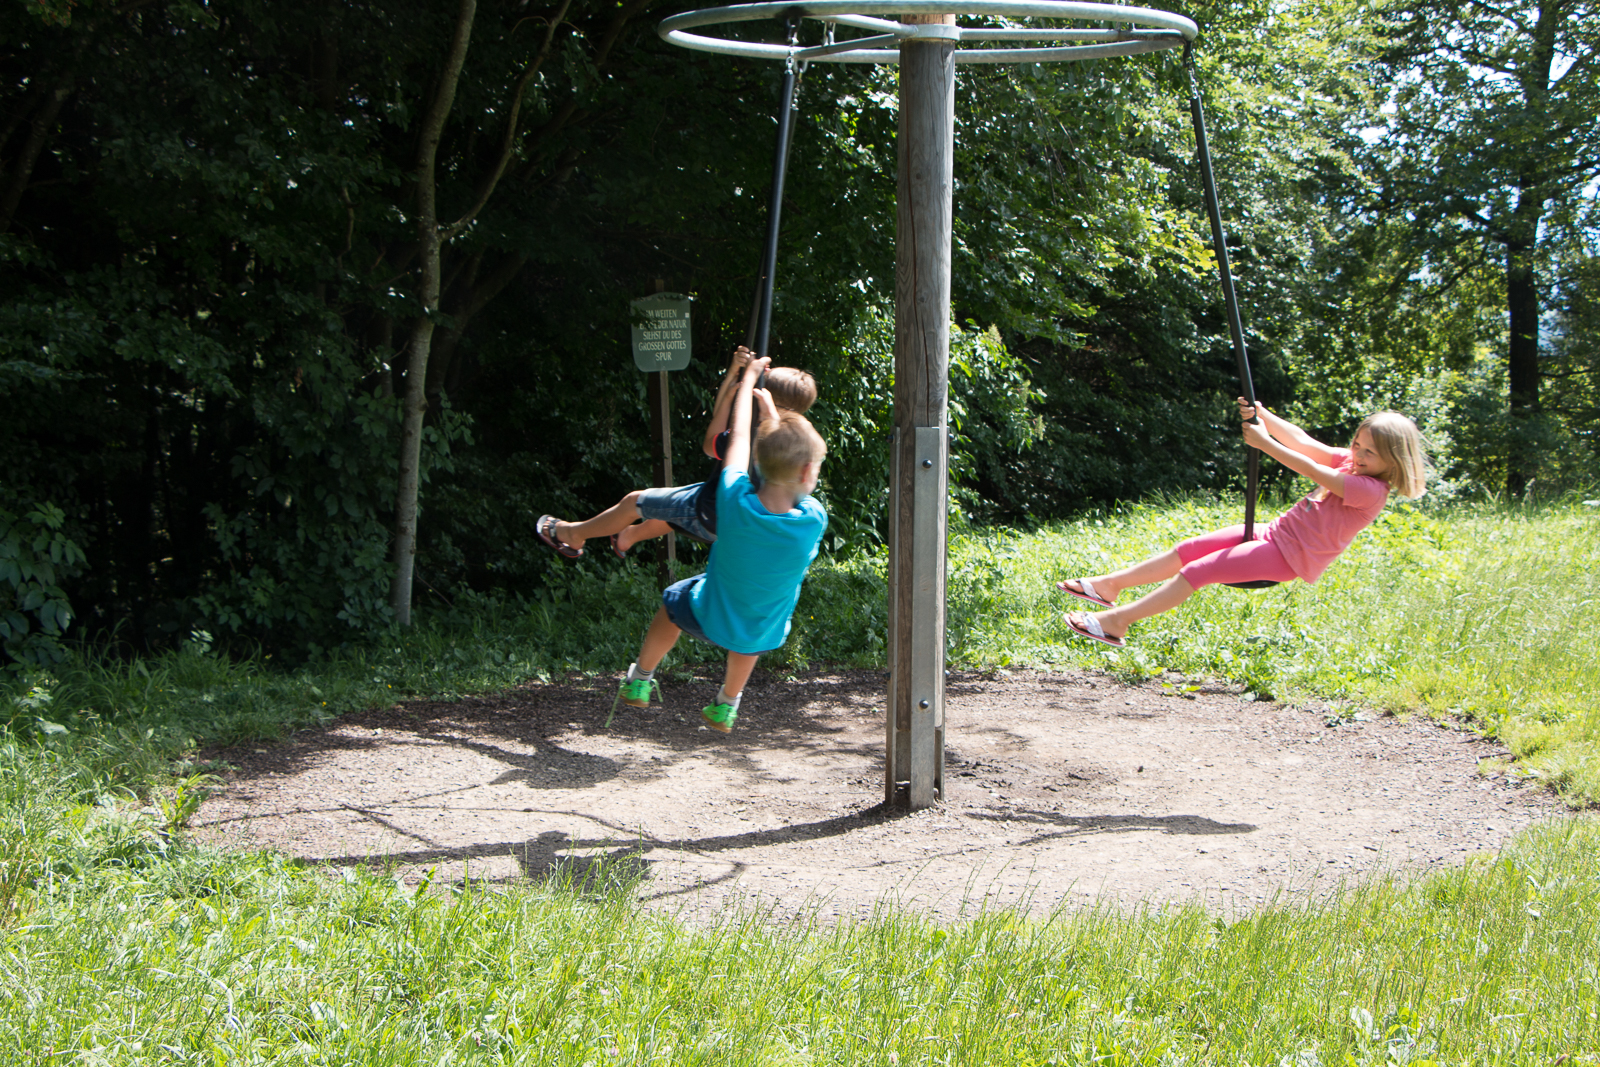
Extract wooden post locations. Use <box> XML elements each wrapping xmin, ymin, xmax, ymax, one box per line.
<box><xmin>649</xmin><ymin>277</ymin><xmax>676</xmax><ymax>586</ymax></box>
<box><xmin>886</xmin><ymin>17</ymin><xmax>955</xmax><ymax>810</ymax></box>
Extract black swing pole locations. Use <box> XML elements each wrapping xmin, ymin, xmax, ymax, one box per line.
<box><xmin>1185</xmin><ymin>44</ymin><xmax>1279</xmax><ymax>589</ymax></box>
<box><xmin>746</xmin><ymin>13</ymin><xmax>803</xmax><ymax>360</ymax></box>
<box><xmin>698</xmin><ymin>9</ymin><xmax>801</xmax><ymax>542</ymax></box>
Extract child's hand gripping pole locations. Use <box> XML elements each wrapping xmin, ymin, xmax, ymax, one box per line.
<box><xmin>725</xmin><ymin>356</ymin><xmax>771</xmax><ymax>477</ymax></box>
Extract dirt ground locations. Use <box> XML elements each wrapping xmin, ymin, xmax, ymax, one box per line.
<box><xmin>193</xmin><ymin>667</ymin><xmax>1561</xmax><ymax>923</ymax></box>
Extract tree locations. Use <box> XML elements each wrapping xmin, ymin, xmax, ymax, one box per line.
<box><xmin>0</xmin><ymin>0</ymin><xmax>675</xmax><ymax>649</ymax></box>
<box><xmin>1371</xmin><ymin>0</ymin><xmax>1600</xmax><ymax>495</ymax></box>
<box><xmin>387</xmin><ymin>0</ymin><xmax>578</xmax><ymax>627</ymax></box>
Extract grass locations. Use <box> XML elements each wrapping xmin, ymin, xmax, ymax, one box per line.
<box><xmin>2</xmin><ymin>729</ymin><xmax>1597</xmax><ymax>1064</ymax></box>
<box><xmin>3</xmin><ymin>497</ymin><xmax>1600</xmax><ymax>1064</ymax></box>
<box><xmin>934</xmin><ymin>497</ymin><xmax>1600</xmax><ymax>805</ymax></box>
<box><xmin>4</xmin><ymin>497</ymin><xmax>1599</xmax><ymax>802</ymax></box>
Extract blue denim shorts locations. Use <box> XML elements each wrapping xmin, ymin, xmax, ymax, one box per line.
<box><xmin>637</xmin><ymin>483</ymin><xmax>716</xmax><ymax>543</ymax></box>
<box><xmin>661</xmin><ymin>576</ymin><xmax>718</xmax><ymax>647</ymax></box>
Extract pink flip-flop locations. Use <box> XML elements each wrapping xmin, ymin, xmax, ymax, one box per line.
<box><xmin>1056</xmin><ymin>578</ymin><xmax>1114</xmax><ymax>608</ymax></box>
<box><xmin>608</xmin><ymin>533</ymin><xmax>629</xmax><ymax>561</ymax></box>
<box><xmin>1064</xmin><ymin>612</ymin><xmax>1125</xmax><ymax>647</ymax></box>
<box><xmin>537</xmin><ymin>514</ymin><xmax>583</xmax><ymax>559</ymax></box>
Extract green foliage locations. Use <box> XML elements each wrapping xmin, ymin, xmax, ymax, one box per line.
<box><xmin>154</xmin><ymin>771</ymin><xmax>221</xmax><ymax>836</ymax></box>
<box><xmin>3</xmin><ymin>0</ymin><xmax>1596</xmax><ymax>660</ymax></box>
<box><xmin>0</xmin><ymin>500</ymin><xmax>86</xmax><ymax>667</ymax></box>
<box><xmin>1353</xmin><ymin>0</ymin><xmax>1600</xmax><ymax>492</ymax></box>
<box><xmin>0</xmin><ymin>0</ymin><xmax>480</xmax><ymax>653</ymax></box>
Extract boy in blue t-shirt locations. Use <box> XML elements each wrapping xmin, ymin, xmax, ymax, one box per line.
<box><xmin>613</xmin><ymin>355</ymin><xmax>827</xmax><ymax>733</ymax></box>
<box><xmin>536</xmin><ymin>346</ymin><xmax>817</xmax><ymax>558</ymax></box>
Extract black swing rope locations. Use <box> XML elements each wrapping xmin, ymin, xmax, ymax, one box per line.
<box><xmin>682</xmin><ymin>14</ymin><xmax>803</xmax><ymax>544</ymax></box>
<box><xmin>1184</xmin><ymin>44</ymin><xmax>1279</xmax><ymax>591</ymax></box>
<box><xmin>747</xmin><ymin>12</ymin><xmax>804</xmax><ymax>364</ymax></box>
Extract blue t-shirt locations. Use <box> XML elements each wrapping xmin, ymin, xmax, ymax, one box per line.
<box><xmin>690</xmin><ymin>467</ymin><xmax>827</xmax><ymax>654</ymax></box>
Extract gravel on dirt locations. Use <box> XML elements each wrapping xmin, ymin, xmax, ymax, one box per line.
<box><xmin>194</xmin><ymin>667</ymin><xmax>1559</xmax><ymax>923</ymax></box>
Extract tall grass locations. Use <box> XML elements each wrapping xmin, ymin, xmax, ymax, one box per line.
<box><xmin>937</xmin><ymin>498</ymin><xmax>1600</xmax><ymax>804</ymax></box>
<box><xmin>3</xmin><ymin>498</ymin><xmax>1596</xmax><ymax>801</ymax></box>
<box><xmin>3</xmin><ymin>501</ymin><xmax>1599</xmax><ymax>1065</ymax></box>
<box><xmin>2</xmin><ymin>726</ymin><xmax>1597</xmax><ymax>1065</ymax></box>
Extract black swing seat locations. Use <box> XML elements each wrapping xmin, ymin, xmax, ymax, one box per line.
<box><xmin>1222</xmin><ymin>532</ymin><xmax>1280</xmax><ymax>589</ymax></box>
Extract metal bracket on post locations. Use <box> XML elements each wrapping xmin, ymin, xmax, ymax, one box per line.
<box><xmin>908</xmin><ymin>424</ymin><xmax>946</xmax><ymax>807</ymax></box>
<box><xmin>886</xmin><ymin>424</ymin><xmax>947</xmax><ymax>808</ymax></box>
<box><xmin>886</xmin><ymin>426</ymin><xmax>904</xmax><ymax>805</ymax></box>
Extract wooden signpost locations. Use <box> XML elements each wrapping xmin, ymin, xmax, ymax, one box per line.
<box><xmin>631</xmin><ymin>287</ymin><xmax>692</xmax><ymax>572</ymax></box>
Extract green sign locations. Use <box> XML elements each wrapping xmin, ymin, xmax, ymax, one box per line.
<box><xmin>630</xmin><ymin>293</ymin><xmax>693</xmax><ymax>372</ymax></box>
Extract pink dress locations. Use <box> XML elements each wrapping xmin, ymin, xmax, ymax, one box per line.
<box><xmin>1262</xmin><ymin>448</ymin><xmax>1390</xmax><ymax>583</ymax></box>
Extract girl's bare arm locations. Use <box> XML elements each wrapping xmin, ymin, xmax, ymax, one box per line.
<box><xmin>1243</xmin><ymin>419</ymin><xmax>1346</xmax><ymax>498</ymax></box>
<box><xmin>1239</xmin><ymin>398</ymin><xmax>1340</xmax><ymax>467</ymax></box>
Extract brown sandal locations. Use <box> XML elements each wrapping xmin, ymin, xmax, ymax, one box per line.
<box><xmin>537</xmin><ymin>515</ymin><xmax>582</xmax><ymax>559</ymax></box>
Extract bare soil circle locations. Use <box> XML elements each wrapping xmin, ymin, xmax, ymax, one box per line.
<box><xmin>194</xmin><ymin>667</ymin><xmax>1560</xmax><ymax>923</ymax></box>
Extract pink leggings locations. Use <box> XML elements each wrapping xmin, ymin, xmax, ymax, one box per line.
<box><xmin>1175</xmin><ymin>524</ymin><xmax>1298</xmax><ymax>590</ymax></box>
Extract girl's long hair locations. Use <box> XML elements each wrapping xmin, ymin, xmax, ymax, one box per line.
<box><xmin>1356</xmin><ymin>411</ymin><xmax>1427</xmax><ymax>499</ymax></box>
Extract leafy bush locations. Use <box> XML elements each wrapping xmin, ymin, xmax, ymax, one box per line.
<box><xmin>0</xmin><ymin>500</ymin><xmax>85</xmax><ymax>667</ymax></box>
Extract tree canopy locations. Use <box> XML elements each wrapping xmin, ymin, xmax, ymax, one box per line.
<box><xmin>1362</xmin><ymin>0</ymin><xmax>1600</xmax><ymax>492</ymax></box>
<box><xmin>3</xmin><ymin>0</ymin><xmax>1597</xmax><ymax>661</ymax></box>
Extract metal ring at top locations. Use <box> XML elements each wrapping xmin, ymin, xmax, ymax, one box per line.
<box><xmin>660</xmin><ymin>1</ymin><xmax>1197</xmax><ymax>64</ymax></box>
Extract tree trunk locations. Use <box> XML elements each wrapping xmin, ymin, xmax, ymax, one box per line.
<box><xmin>390</xmin><ymin>0</ymin><xmax>477</xmax><ymax>627</ymax></box>
<box><xmin>1501</xmin><ymin>5</ymin><xmax>1562</xmax><ymax>499</ymax></box>
<box><xmin>1504</xmin><ymin>233</ymin><xmax>1541</xmax><ymax>498</ymax></box>
<box><xmin>0</xmin><ymin>71</ymin><xmax>73</xmax><ymax>233</ymax></box>
<box><xmin>426</xmin><ymin>249</ymin><xmax>530</xmax><ymax>397</ymax></box>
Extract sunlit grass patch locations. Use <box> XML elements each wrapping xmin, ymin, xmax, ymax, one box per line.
<box><xmin>2</xmin><ymin>724</ymin><xmax>1597</xmax><ymax>1067</ymax></box>
<box><xmin>946</xmin><ymin>499</ymin><xmax>1600</xmax><ymax>805</ymax></box>
<box><xmin>3</xmin><ymin>497</ymin><xmax>1597</xmax><ymax>804</ymax></box>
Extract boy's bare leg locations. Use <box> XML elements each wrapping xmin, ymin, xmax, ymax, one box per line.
<box><xmin>615</xmin><ymin>518</ymin><xmax>674</xmax><ymax>553</ymax></box>
<box><xmin>553</xmin><ymin>491</ymin><xmax>644</xmax><ymax>550</ymax></box>
<box><xmin>1081</xmin><ymin>575</ymin><xmax>1195</xmax><ymax>640</ymax></box>
<box><xmin>636</xmin><ymin>606</ymin><xmax>681</xmax><ymax>672</ymax></box>
<box><xmin>719</xmin><ymin>651</ymin><xmax>760</xmax><ymax>702</ymax></box>
<box><xmin>1076</xmin><ymin>547</ymin><xmax>1184</xmax><ymax>603</ymax></box>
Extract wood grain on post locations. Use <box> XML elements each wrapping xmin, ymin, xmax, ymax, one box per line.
<box><xmin>886</xmin><ymin>18</ymin><xmax>955</xmax><ymax>809</ymax></box>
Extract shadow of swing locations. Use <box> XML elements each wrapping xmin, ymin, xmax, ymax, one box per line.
<box><xmin>295</xmin><ymin>803</ymin><xmax>899</xmax><ymax>892</ymax></box>
<box><xmin>966</xmin><ymin>809</ymin><xmax>1257</xmax><ymax>838</ymax></box>
<box><xmin>294</xmin><ymin>802</ymin><xmax>1257</xmax><ymax>902</ymax></box>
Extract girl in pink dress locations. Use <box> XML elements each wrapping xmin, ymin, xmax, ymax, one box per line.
<box><xmin>1059</xmin><ymin>399</ymin><xmax>1428</xmax><ymax>647</ymax></box>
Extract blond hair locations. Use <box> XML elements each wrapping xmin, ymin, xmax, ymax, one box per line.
<box><xmin>1356</xmin><ymin>411</ymin><xmax>1427</xmax><ymax>499</ymax></box>
<box><xmin>764</xmin><ymin>367</ymin><xmax>817</xmax><ymax>414</ymax></box>
<box><xmin>756</xmin><ymin>411</ymin><xmax>826</xmax><ymax>486</ymax></box>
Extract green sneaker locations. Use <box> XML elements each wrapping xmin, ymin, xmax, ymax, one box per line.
<box><xmin>605</xmin><ymin>674</ymin><xmax>658</xmax><ymax>728</ymax></box>
<box><xmin>618</xmin><ymin>676</ymin><xmax>657</xmax><ymax>708</ymax></box>
<box><xmin>701</xmin><ymin>702</ymin><xmax>737</xmax><ymax>733</ymax></box>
